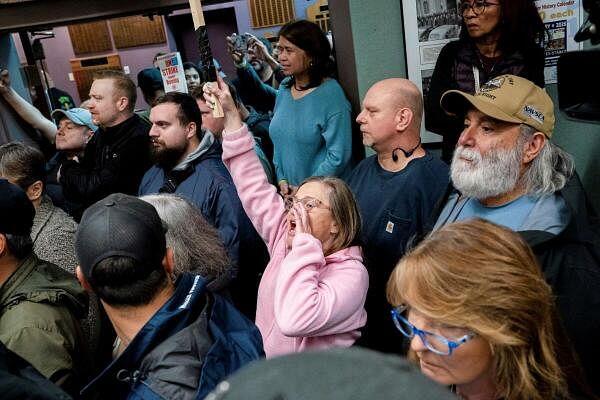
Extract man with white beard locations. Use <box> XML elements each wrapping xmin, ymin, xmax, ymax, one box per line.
<box><xmin>433</xmin><ymin>74</ymin><xmax>600</xmax><ymax>391</ymax></box>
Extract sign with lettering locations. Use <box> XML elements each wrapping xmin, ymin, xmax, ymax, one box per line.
<box><xmin>155</xmin><ymin>52</ymin><xmax>188</xmax><ymax>94</ymax></box>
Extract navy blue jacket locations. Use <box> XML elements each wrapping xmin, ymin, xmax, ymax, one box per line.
<box><xmin>80</xmin><ymin>274</ymin><xmax>264</xmax><ymax>399</ymax></box>
<box><xmin>139</xmin><ymin>141</ymin><xmax>258</xmax><ymax>270</ymax></box>
<box><xmin>348</xmin><ymin>153</ymin><xmax>449</xmax><ymax>353</ymax></box>
<box><xmin>139</xmin><ymin>141</ymin><xmax>269</xmax><ymax>317</ymax></box>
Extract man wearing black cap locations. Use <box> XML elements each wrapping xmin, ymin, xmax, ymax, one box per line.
<box><xmin>0</xmin><ymin>179</ymin><xmax>88</xmax><ymax>395</ymax></box>
<box><xmin>76</xmin><ymin>193</ymin><xmax>263</xmax><ymax>399</ymax></box>
<box><xmin>137</xmin><ymin>67</ymin><xmax>165</xmax><ymax>125</ymax></box>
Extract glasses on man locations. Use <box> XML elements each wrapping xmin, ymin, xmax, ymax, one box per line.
<box><xmin>391</xmin><ymin>307</ymin><xmax>475</xmax><ymax>356</ymax></box>
<box><xmin>284</xmin><ymin>196</ymin><xmax>330</xmax><ymax>212</ymax></box>
<box><xmin>458</xmin><ymin>0</ymin><xmax>500</xmax><ymax>16</ymax></box>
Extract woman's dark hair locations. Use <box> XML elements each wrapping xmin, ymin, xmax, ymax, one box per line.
<box><xmin>279</xmin><ymin>20</ymin><xmax>334</xmax><ymax>89</ymax></box>
<box><xmin>459</xmin><ymin>0</ymin><xmax>547</xmax><ymax>52</ymax></box>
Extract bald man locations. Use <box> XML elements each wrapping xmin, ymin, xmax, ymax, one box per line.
<box><xmin>347</xmin><ymin>78</ymin><xmax>449</xmax><ymax>353</ymax></box>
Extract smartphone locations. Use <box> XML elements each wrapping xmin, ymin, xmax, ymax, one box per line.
<box><xmin>232</xmin><ymin>33</ymin><xmax>250</xmax><ymax>54</ymax></box>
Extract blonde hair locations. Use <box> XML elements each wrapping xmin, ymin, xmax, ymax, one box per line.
<box><xmin>299</xmin><ymin>176</ymin><xmax>361</xmax><ymax>255</ymax></box>
<box><xmin>387</xmin><ymin>219</ymin><xmax>568</xmax><ymax>400</ymax></box>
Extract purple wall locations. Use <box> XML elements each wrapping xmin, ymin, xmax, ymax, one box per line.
<box><xmin>14</xmin><ymin>23</ymin><xmax>173</xmax><ymax>110</ymax></box>
<box><xmin>11</xmin><ymin>0</ymin><xmax>319</xmax><ymax>109</ymax></box>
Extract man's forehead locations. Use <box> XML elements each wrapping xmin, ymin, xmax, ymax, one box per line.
<box><xmin>150</xmin><ymin>102</ymin><xmax>178</xmax><ymax>119</ymax></box>
<box><xmin>195</xmin><ymin>99</ymin><xmax>212</xmax><ymax>112</ymax></box>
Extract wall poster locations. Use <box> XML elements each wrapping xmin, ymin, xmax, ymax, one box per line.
<box><xmin>402</xmin><ymin>0</ymin><xmax>583</xmax><ymax>143</ymax></box>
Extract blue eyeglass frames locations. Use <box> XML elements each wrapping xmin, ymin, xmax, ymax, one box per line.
<box><xmin>390</xmin><ymin>307</ymin><xmax>475</xmax><ymax>356</ymax></box>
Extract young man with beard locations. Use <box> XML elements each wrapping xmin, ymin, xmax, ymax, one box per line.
<box><xmin>432</xmin><ymin>74</ymin><xmax>600</xmax><ymax>391</ymax></box>
<box><xmin>58</xmin><ymin>70</ymin><xmax>151</xmax><ymax>209</ymax></box>
<box><xmin>347</xmin><ymin>78</ymin><xmax>449</xmax><ymax>353</ymax></box>
<box><xmin>138</xmin><ymin>93</ymin><xmax>267</xmax><ymax>311</ymax></box>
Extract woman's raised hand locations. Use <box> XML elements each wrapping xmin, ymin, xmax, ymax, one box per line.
<box><xmin>202</xmin><ymin>74</ymin><xmax>243</xmax><ymax>132</ymax></box>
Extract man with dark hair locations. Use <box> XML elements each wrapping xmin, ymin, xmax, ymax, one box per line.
<box><xmin>432</xmin><ymin>74</ymin><xmax>600</xmax><ymax>390</ymax></box>
<box><xmin>75</xmin><ymin>193</ymin><xmax>263</xmax><ymax>399</ymax></box>
<box><xmin>139</xmin><ymin>93</ymin><xmax>267</xmax><ymax>316</ymax></box>
<box><xmin>0</xmin><ymin>179</ymin><xmax>88</xmax><ymax>396</ymax></box>
<box><xmin>58</xmin><ymin>69</ymin><xmax>151</xmax><ymax>209</ymax></box>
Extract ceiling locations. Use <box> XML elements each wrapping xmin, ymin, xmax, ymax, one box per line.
<box><xmin>0</xmin><ymin>0</ymin><xmax>223</xmax><ymax>34</ymax></box>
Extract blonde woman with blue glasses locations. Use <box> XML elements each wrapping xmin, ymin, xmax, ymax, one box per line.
<box><xmin>387</xmin><ymin>219</ymin><xmax>594</xmax><ymax>400</ymax></box>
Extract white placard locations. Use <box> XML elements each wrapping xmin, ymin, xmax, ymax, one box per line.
<box><xmin>155</xmin><ymin>52</ymin><xmax>188</xmax><ymax>94</ymax></box>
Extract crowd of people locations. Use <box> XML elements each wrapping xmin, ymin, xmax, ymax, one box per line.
<box><xmin>0</xmin><ymin>1</ymin><xmax>599</xmax><ymax>399</ymax></box>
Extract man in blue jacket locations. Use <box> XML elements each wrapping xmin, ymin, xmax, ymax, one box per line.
<box><xmin>75</xmin><ymin>193</ymin><xmax>264</xmax><ymax>399</ymax></box>
<box><xmin>139</xmin><ymin>92</ymin><xmax>267</xmax><ymax>317</ymax></box>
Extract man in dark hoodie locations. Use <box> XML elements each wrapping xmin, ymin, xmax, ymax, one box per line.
<box><xmin>432</xmin><ymin>74</ymin><xmax>600</xmax><ymax>392</ymax></box>
<box><xmin>138</xmin><ymin>93</ymin><xmax>267</xmax><ymax>316</ymax></box>
<box><xmin>0</xmin><ymin>179</ymin><xmax>88</xmax><ymax>396</ymax></box>
<box><xmin>76</xmin><ymin>193</ymin><xmax>263</xmax><ymax>399</ymax></box>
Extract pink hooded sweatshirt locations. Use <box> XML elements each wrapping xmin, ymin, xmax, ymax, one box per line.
<box><xmin>222</xmin><ymin>124</ymin><xmax>368</xmax><ymax>358</ymax></box>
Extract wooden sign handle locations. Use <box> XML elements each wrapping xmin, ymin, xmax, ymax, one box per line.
<box><xmin>189</xmin><ymin>0</ymin><xmax>224</xmax><ymax>118</ymax></box>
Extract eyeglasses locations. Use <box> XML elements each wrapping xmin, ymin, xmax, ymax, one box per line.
<box><xmin>284</xmin><ymin>196</ymin><xmax>330</xmax><ymax>212</ymax></box>
<box><xmin>391</xmin><ymin>307</ymin><xmax>475</xmax><ymax>356</ymax></box>
<box><xmin>458</xmin><ymin>1</ymin><xmax>500</xmax><ymax>17</ymax></box>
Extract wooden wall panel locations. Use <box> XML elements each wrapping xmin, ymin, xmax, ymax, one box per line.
<box><xmin>68</xmin><ymin>21</ymin><xmax>113</xmax><ymax>55</ymax></box>
<box><xmin>248</xmin><ymin>0</ymin><xmax>295</xmax><ymax>28</ymax></box>
<box><xmin>110</xmin><ymin>15</ymin><xmax>166</xmax><ymax>49</ymax></box>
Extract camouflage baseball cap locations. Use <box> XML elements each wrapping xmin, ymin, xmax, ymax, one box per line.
<box><xmin>441</xmin><ymin>74</ymin><xmax>555</xmax><ymax>137</ymax></box>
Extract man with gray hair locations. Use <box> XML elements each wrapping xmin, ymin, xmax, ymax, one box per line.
<box><xmin>433</xmin><ymin>74</ymin><xmax>600</xmax><ymax>389</ymax></box>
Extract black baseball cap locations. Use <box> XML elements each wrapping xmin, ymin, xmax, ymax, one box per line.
<box><xmin>75</xmin><ymin>193</ymin><xmax>167</xmax><ymax>279</ymax></box>
<box><xmin>137</xmin><ymin>68</ymin><xmax>164</xmax><ymax>93</ymax></box>
<box><xmin>0</xmin><ymin>179</ymin><xmax>35</xmax><ymax>236</ymax></box>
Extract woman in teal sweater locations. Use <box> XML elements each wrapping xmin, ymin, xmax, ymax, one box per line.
<box><xmin>232</xmin><ymin>20</ymin><xmax>353</xmax><ymax>195</ymax></box>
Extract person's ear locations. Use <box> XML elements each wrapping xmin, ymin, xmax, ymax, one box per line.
<box><xmin>0</xmin><ymin>233</ymin><xmax>6</xmax><ymax>257</ymax></box>
<box><xmin>185</xmin><ymin>122</ymin><xmax>197</xmax><ymax>140</ymax></box>
<box><xmin>76</xmin><ymin>266</ymin><xmax>93</xmax><ymax>292</ymax></box>
<box><xmin>395</xmin><ymin>107</ymin><xmax>414</xmax><ymax>132</ymax></box>
<box><xmin>162</xmin><ymin>247</ymin><xmax>175</xmax><ymax>277</ymax></box>
<box><xmin>330</xmin><ymin>220</ymin><xmax>339</xmax><ymax>235</ymax></box>
<box><xmin>84</xmin><ymin>129</ymin><xmax>94</xmax><ymax>143</ymax></box>
<box><xmin>522</xmin><ymin>132</ymin><xmax>546</xmax><ymax>164</ymax></box>
<box><xmin>116</xmin><ymin>96</ymin><xmax>129</xmax><ymax>112</ymax></box>
<box><xmin>26</xmin><ymin>180</ymin><xmax>43</xmax><ymax>202</ymax></box>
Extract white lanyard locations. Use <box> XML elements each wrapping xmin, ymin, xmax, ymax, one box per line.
<box><xmin>473</xmin><ymin>65</ymin><xmax>481</xmax><ymax>93</ymax></box>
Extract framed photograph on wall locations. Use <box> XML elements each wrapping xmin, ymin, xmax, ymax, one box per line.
<box><xmin>401</xmin><ymin>0</ymin><xmax>584</xmax><ymax>143</ymax></box>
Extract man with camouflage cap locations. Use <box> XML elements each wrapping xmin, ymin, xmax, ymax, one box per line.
<box><xmin>432</xmin><ymin>74</ymin><xmax>600</xmax><ymax>390</ymax></box>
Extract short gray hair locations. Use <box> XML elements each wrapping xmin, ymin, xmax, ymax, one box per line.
<box><xmin>519</xmin><ymin>124</ymin><xmax>574</xmax><ymax>195</ymax></box>
<box><xmin>140</xmin><ymin>194</ymin><xmax>231</xmax><ymax>290</ymax></box>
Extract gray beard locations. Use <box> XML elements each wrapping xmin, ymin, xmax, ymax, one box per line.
<box><xmin>450</xmin><ymin>145</ymin><xmax>523</xmax><ymax>200</ymax></box>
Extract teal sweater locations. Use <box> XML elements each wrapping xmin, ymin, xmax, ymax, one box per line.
<box><xmin>269</xmin><ymin>78</ymin><xmax>353</xmax><ymax>186</ymax></box>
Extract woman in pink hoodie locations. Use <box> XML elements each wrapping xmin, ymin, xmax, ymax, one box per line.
<box><xmin>204</xmin><ymin>79</ymin><xmax>368</xmax><ymax>358</ymax></box>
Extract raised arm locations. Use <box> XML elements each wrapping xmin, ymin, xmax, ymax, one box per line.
<box><xmin>0</xmin><ymin>69</ymin><xmax>56</xmax><ymax>143</ymax></box>
<box><xmin>206</xmin><ymin>77</ymin><xmax>286</xmax><ymax>252</ymax></box>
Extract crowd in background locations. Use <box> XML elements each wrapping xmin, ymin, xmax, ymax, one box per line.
<box><xmin>0</xmin><ymin>1</ymin><xmax>599</xmax><ymax>399</ymax></box>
